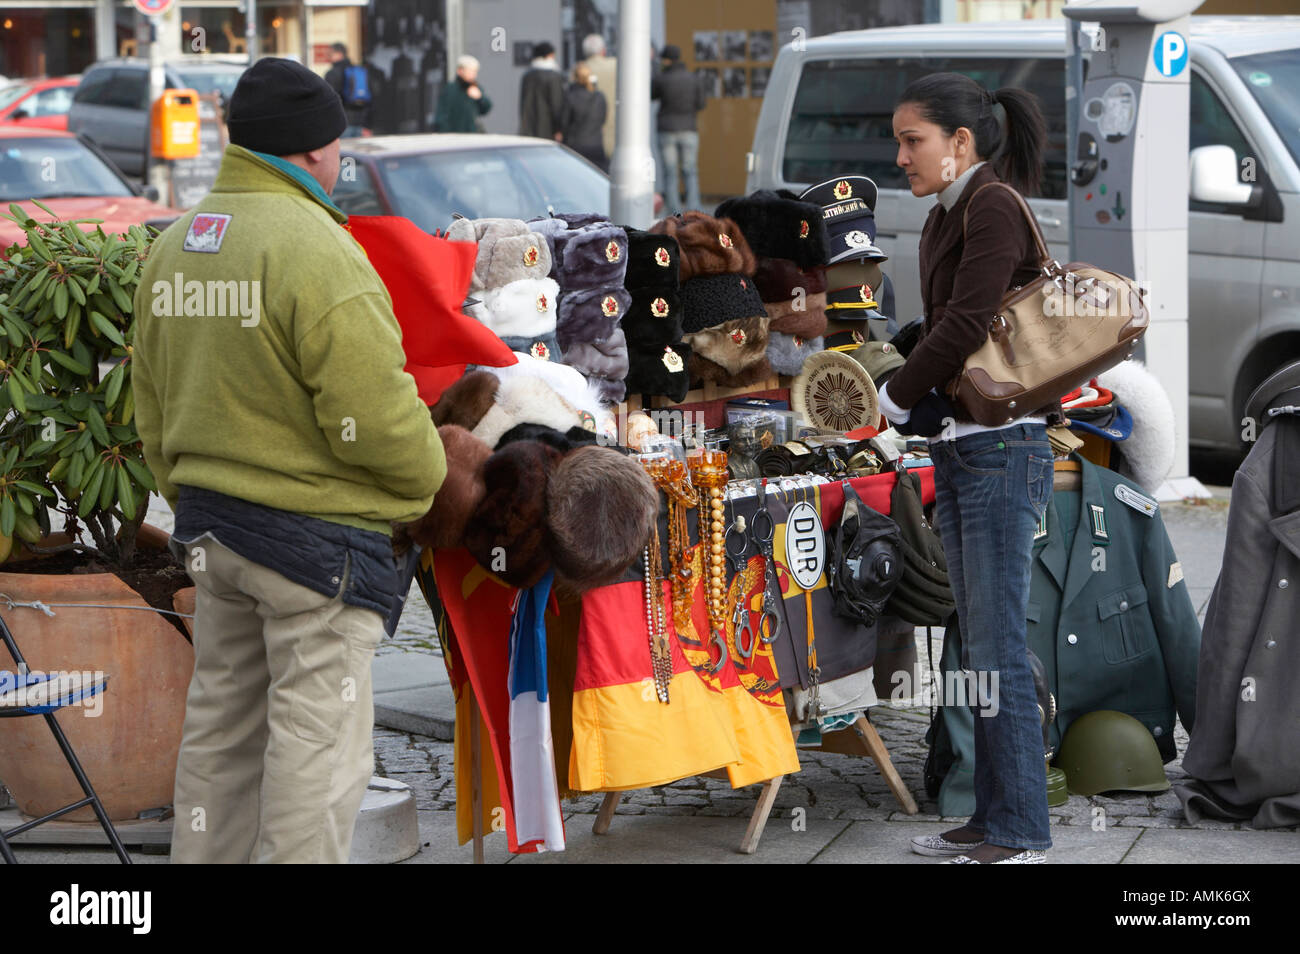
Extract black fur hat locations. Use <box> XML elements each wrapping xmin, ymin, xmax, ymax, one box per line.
<box><xmin>495</xmin><ymin>421</ymin><xmax>599</xmax><ymax>453</ymax></box>
<box><xmin>680</xmin><ymin>272</ymin><xmax>767</xmax><ymax>333</ymax></box>
<box><xmin>556</xmin><ymin>286</ymin><xmax>631</xmax><ymax>352</ymax></box>
<box><xmin>621</xmin><ymin>286</ymin><xmax>684</xmax><ymax>350</ymax></box>
<box><xmin>622</xmin><ymin>229</ymin><xmax>681</xmax><ymax>289</ymax></box>
<box><xmin>714</xmin><ymin>191</ymin><xmax>830</xmax><ymax>268</ymax></box>
<box><xmin>624</xmin><ymin>341</ymin><xmax>693</xmax><ymax>403</ymax></box>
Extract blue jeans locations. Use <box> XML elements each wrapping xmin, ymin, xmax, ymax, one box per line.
<box><xmin>929</xmin><ymin>423</ymin><xmax>1054</xmax><ymax>850</ymax></box>
<box><xmin>660</xmin><ymin>129</ymin><xmax>701</xmax><ymax>213</ymax></box>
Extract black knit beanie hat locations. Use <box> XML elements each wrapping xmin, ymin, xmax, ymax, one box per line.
<box><xmin>227</xmin><ymin>58</ymin><xmax>348</xmax><ymax>156</ymax></box>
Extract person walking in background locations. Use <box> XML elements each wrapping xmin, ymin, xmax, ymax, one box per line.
<box><xmin>581</xmin><ymin>33</ymin><xmax>617</xmax><ymax>164</ymax></box>
<box><xmin>324</xmin><ymin>42</ymin><xmax>373</xmax><ymax>137</ymax></box>
<box><xmin>519</xmin><ymin>41</ymin><xmax>565</xmax><ymax>140</ymax></box>
<box><xmin>433</xmin><ymin>55</ymin><xmax>491</xmax><ymax>133</ymax></box>
<box><xmin>560</xmin><ymin>63</ymin><xmax>609</xmax><ymax>172</ymax></box>
<box><xmin>651</xmin><ymin>44</ymin><xmax>706</xmax><ymax>213</ymax></box>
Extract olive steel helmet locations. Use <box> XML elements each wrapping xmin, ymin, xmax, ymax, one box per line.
<box><xmin>1054</xmin><ymin>710</ymin><xmax>1170</xmax><ymax>796</ymax></box>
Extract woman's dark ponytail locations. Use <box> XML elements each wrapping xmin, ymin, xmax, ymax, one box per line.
<box><xmin>898</xmin><ymin>73</ymin><xmax>1046</xmax><ymax>195</ymax></box>
<box><xmin>991</xmin><ymin>87</ymin><xmax>1046</xmax><ymax>196</ymax></box>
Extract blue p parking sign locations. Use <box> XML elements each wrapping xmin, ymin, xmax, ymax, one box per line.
<box><xmin>1153</xmin><ymin>31</ymin><xmax>1188</xmax><ymax>77</ymax></box>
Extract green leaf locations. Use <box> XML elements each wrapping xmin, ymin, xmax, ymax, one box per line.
<box><xmin>89</xmin><ymin>310</ymin><xmax>125</xmax><ymax>347</ymax></box>
<box><xmin>123</xmin><ymin>456</ymin><xmax>156</xmax><ymax>492</ymax></box>
<box><xmin>2</xmin><ymin>443</ymin><xmax>17</xmax><ymax>472</ymax></box>
<box><xmin>53</xmin><ymin>281</ymin><xmax>68</xmax><ymax>319</ymax></box>
<box><xmin>25</xmin><ymin>230</ymin><xmax>50</xmax><ymax>261</ymax></box>
<box><xmin>22</xmin><ymin>440</ymin><xmax>54</xmax><ymax>458</ymax></box>
<box><xmin>6</xmin><ymin>373</ymin><xmax>25</xmax><ymax>414</ymax></box>
<box><xmin>104</xmin><ymin>363</ymin><xmax>124</xmax><ymax>407</ymax></box>
<box><xmin>108</xmin><ymin>281</ymin><xmax>132</xmax><ymax>315</ymax></box>
<box><xmin>65</xmin><ymin>450</ymin><xmax>84</xmax><ymax>489</ymax></box>
<box><xmin>47</xmin><ymin>349</ymin><xmax>91</xmax><ymax>376</ymax></box>
<box><xmin>115</xmin><ymin>464</ymin><xmax>136</xmax><ymax>521</ymax></box>
<box><xmin>78</xmin><ymin>463</ymin><xmax>104</xmax><ymax>517</ymax></box>
<box><xmin>14</xmin><ymin>480</ymin><xmax>49</xmax><ymax>497</ymax></box>
<box><xmin>99</xmin><ymin>459</ymin><xmax>116</xmax><ymax>509</ymax></box>
<box><xmin>86</xmin><ymin>403</ymin><xmax>110</xmax><ymax>446</ymax></box>
<box><xmin>14</xmin><ymin>491</ymin><xmax>32</xmax><ymax>516</ymax></box>
<box><xmin>0</xmin><ymin>493</ymin><xmax>15</xmax><ymax>537</ymax></box>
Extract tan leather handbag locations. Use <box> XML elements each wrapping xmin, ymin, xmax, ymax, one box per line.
<box><xmin>946</xmin><ymin>182</ymin><xmax>1148</xmax><ymax>427</ymax></box>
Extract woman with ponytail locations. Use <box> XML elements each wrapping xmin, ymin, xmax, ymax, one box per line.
<box><xmin>878</xmin><ymin>73</ymin><xmax>1059</xmax><ymax>864</ymax></box>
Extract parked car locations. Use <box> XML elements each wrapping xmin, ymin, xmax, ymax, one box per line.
<box><xmin>747</xmin><ymin>16</ymin><xmax>1300</xmax><ymax>457</ymax></box>
<box><xmin>0</xmin><ymin>127</ymin><xmax>178</xmax><ymax>250</ymax></box>
<box><xmin>334</xmin><ymin>134</ymin><xmax>611</xmax><ymax>234</ymax></box>
<box><xmin>67</xmin><ymin>57</ymin><xmax>245</xmax><ymax>179</ymax></box>
<box><xmin>0</xmin><ymin>76</ymin><xmax>80</xmax><ymax>131</ymax></box>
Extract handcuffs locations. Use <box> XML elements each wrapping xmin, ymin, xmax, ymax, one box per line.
<box><xmin>732</xmin><ymin>479</ymin><xmax>783</xmax><ymax>660</ymax></box>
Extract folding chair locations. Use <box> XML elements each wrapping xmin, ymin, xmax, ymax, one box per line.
<box><xmin>0</xmin><ymin>612</ymin><xmax>130</xmax><ymax>864</ymax></box>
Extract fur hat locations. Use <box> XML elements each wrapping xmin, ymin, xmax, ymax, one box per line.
<box><xmin>766</xmin><ymin>332</ymin><xmax>824</xmax><ymax>376</ymax></box>
<box><xmin>765</xmin><ymin>292</ymin><xmax>828</xmax><ymax>337</ymax></box>
<box><xmin>445</xmin><ymin>218</ymin><xmax>552</xmax><ymax>291</ymax></box>
<box><xmin>500</xmin><ymin>331</ymin><xmax>561</xmax><ymax>364</ymax></box>
<box><xmin>464</xmin><ymin>276</ymin><xmax>559</xmax><ymax>339</ymax></box>
<box><xmin>621</xmin><ymin>287</ymin><xmax>683</xmax><ymax>350</ymax></box>
<box><xmin>397</xmin><ymin>425</ymin><xmax>492</xmax><ymax>551</ymax></box>
<box><xmin>625</xmin><ymin>341</ymin><xmax>693</xmax><ymax>403</ymax></box>
<box><xmin>496</xmin><ymin>421</ymin><xmax>600</xmax><ymax>453</ymax></box>
<box><xmin>649</xmin><ymin>212</ymin><xmax>757</xmax><ymax>281</ymax></box>
<box><xmin>464</xmin><ymin>440</ymin><xmax>563</xmax><ymax>589</ymax></box>
<box><xmin>555</xmin><ymin>224</ymin><xmax>629</xmax><ymax>289</ymax></box>
<box><xmin>714</xmin><ymin>191</ymin><xmax>830</xmax><ymax>268</ymax></box>
<box><xmin>754</xmin><ymin>258</ymin><xmax>827</xmax><ymax>302</ymax></box>
<box><xmin>471</xmin><ymin>375</ymin><xmax>583</xmax><ymax>450</ymax></box>
<box><xmin>689</xmin><ymin>350</ymin><xmax>774</xmax><ymax>389</ymax></box>
<box><xmin>547</xmin><ymin>446</ymin><xmax>658</xmax><ymax>592</ymax></box>
<box><xmin>683</xmin><ymin>315</ymin><xmax>770</xmax><ymax>376</ymax></box>
<box><xmin>556</xmin><ymin>286</ymin><xmax>631</xmax><ymax>352</ymax></box>
<box><xmin>623</xmin><ymin>229</ymin><xmax>681</xmax><ymax>288</ymax></box>
<box><xmin>484</xmin><ymin>351</ymin><xmax>597</xmax><ymax>419</ymax></box>
<box><xmin>430</xmin><ymin>370</ymin><xmax>499</xmax><ymax>431</ymax></box>
<box><xmin>587</xmin><ymin>375</ymin><xmax>626</xmax><ymax>405</ymax></box>
<box><xmin>554</xmin><ymin>211</ymin><xmax>610</xmax><ymax>229</ymax></box>
<box><xmin>563</xmin><ymin>327</ymin><xmax>629</xmax><ymax>381</ymax></box>
<box><xmin>680</xmin><ymin>272</ymin><xmax>767</xmax><ymax>333</ymax></box>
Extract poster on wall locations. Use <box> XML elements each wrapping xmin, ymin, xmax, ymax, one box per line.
<box><xmin>363</xmin><ymin>0</ymin><xmax>447</xmax><ymax>134</ymax></box>
<box><xmin>693</xmin><ymin>31</ymin><xmax>719</xmax><ymax>61</ymax></box>
<box><xmin>696</xmin><ymin>67</ymin><xmax>720</xmax><ymax>99</ymax></box>
<box><xmin>751</xmin><ymin>66</ymin><xmax>771</xmax><ymax>98</ymax></box>
<box><xmin>723</xmin><ymin>67</ymin><xmax>747</xmax><ymax>98</ymax></box>
<box><xmin>723</xmin><ymin>30</ymin><xmax>747</xmax><ymax>60</ymax></box>
<box><xmin>748</xmin><ymin>30</ymin><xmax>774</xmax><ymax>61</ymax></box>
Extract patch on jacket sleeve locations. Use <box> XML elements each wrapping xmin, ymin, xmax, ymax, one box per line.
<box><xmin>184</xmin><ymin>213</ymin><xmax>233</xmax><ymax>253</ymax></box>
<box><xmin>1114</xmin><ymin>483</ymin><xmax>1157</xmax><ymax>517</ymax></box>
<box><xmin>1168</xmin><ymin>561</ymin><xmax>1184</xmax><ymax>588</ymax></box>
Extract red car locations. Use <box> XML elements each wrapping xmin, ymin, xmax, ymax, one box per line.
<box><xmin>0</xmin><ymin>127</ymin><xmax>177</xmax><ymax>251</ymax></box>
<box><xmin>0</xmin><ymin>76</ymin><xmax>80</xmax><ymax>131</ymax></box>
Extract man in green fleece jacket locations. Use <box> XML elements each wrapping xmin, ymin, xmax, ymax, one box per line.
<box><xmin>132</xmin><ymin>58</ymin><xmax>445</xmax><ymax>864</ymax></box>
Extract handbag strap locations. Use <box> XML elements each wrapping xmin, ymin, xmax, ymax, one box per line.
<box><xmin>961</xmin><ymin>180</ymin><xmax>1052</xmax><ymax>267</ymax></box>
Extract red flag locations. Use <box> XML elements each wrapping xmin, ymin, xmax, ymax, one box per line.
<box><xmin>344</xmin><ymin>215</ymin><xmax>516</xmax><ymax>403</ymax></box>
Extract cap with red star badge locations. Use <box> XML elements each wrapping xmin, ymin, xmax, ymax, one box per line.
<box><xmin>714</xmin><ymin>190</ymin><xmax>830</xmax><ymax>268</ymax></box>
<box><xmin>799</xmin><ymin>176</ymin><xmax>888</xmax><ymax>266</ymax></box>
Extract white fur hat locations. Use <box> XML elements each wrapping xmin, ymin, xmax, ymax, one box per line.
<box><xmin>465</xmin><ymin>277</ymin><xmax>559</xmax><ymax>339</ymax></box>
<box><xmin>1095</xmin><ymin>359</ymin><xmax>1176</xmax><ymax>494</ymax></box>
<box><xmin>484</xmin><ymin>350</ymin><xmax>599</xmax><ymax>421</ymax></box>
<box><xmin>471</xmin><ymin>375</ymin><xmax>583</xmax><ymax>450</ymax></box>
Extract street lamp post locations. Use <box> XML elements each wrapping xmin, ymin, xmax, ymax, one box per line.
<box><xmin>610</xmin><ymin>0</ymin><xmax>654</xmax><ymax>228</ymax></box>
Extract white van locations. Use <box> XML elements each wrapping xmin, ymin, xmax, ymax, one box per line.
<box><xmin>746</xmin><ymin>17</ymin><xmax>1300</xmax><ymax>455</ymax></box>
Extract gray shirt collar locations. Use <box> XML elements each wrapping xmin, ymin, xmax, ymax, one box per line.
<box><xmin>937</xmin><ymin>160</ymin><xmax>987</xmax><ymax>212</ymax></box>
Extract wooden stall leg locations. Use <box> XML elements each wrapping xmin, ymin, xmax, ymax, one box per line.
<box><xmin>852</xmin><ymin>714</ymin><xmax>919</xmax><ymax>815</ymax></box>
<box><xmin>470</xmin><ymin>692</ymin><xmax>485</xmax><ymax>864</ymax></box>
<box><xmin>592</xmin><ymin>792</ymin><xmax>621</xmax><ymax>835</ymax></box>
<box><xmin>738</xmin><ymin>775</ymin><xmax>784</xmax><ymax>855</ymax></box>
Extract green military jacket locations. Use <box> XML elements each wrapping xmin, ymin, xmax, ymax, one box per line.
<box><xmin>931</xmin><ymin>455</ymin><xmax>1201</xmax><ymax>815</ymax></box>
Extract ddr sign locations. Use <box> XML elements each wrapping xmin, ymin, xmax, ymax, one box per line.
<box><xmin>134</xmin><ymin>0</ymin><xmax>174</xmax><ymax>15</ymax></box>
<box><xmin>1152</xmin><ymin>31</ymin><xmax>1188</xmax><ymax>78</ymax></box>
<box><xmin>784</xmin><ymin>501</ymin><xmax>825</xmax><ymax>590</ymax></box>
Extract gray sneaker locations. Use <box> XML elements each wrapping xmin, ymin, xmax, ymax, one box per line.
<box><xmin>945</xmin><ymin>849</ymin><xmax>1047</xmax><ymax>864</ymax></box>
<box><xmin>910</xmin><ymin>832</ymin><xmax>986</xmax><ymax>856</ymax></box>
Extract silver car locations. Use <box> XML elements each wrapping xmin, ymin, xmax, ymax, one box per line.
<box><xmin>746</xmin><ymin>16</ymin><xmax>1300</xmax><ymax>457</ymax></box>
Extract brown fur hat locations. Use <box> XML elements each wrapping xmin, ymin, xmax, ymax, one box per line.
<box><xmin>649</xmin><ymin>212</ymin><xmax>756</xmax><ymax>281</ymax></box>
<box><xmin>765</xmin><ymin>292</ymin><xmax>828</xmax><ymax>337</ymax></box>
<box><xmin>430</xmin><ymin>370</ymin><xmax>499</xmax><ymax>431</ymax></box>
<box><xmin>754</xmin><ymin>258</ymin><xmax>827</xmax><ymax>302</ymax></box>
<box><xmin>397</xmin><ymin>425</ymin><xmax>493</xmax><ymax>551</ymax></box>
<box><xmin>547</xmin><ymin>446</ymin><xmax>657</xmax><ymax>592</ymax></box>
<box><xmin>689</xmin><ymin>351</ymin><xmax>775</xmax><ymax>390</ymax></box>
<box><xmin>464</xmin><ymin>440</ymin><xmax>563</xmax><ymax>589</ymax></box>
<box><xmin>683</xmin><ymin>315</ymin><xmax>770</xmax><ymax>376</ymax></box>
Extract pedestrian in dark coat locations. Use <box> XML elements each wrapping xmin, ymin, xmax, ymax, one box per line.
<box><xmin>560</xmin><ymin>64</ymin><xmax>608</xmax><ymax>172</ymax></box>
<box><xmin>1176</xmin><ymin>365</ymin><xmax>1300</xmax><ymax>828</ymax></box>
<box><xmin>519</xmin><ymin>41</ymin><xmax>565</xmax><ymax>140</ymax></box>
<box><xmin>434</xmin><ymin>55</ymin><xmax>491</xmax><ymax>133</ymax></box>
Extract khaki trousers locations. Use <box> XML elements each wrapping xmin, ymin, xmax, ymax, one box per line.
<box><xmin>169</xmin><ymin>535</ymin><xmax>383</xmax><ymax>863</ymax></box>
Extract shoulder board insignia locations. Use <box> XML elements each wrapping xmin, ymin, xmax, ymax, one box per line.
<box><xmin>1114</xmin><ymin>483</ymin><xmax>1158</xmax><ymax>517</ymax></box>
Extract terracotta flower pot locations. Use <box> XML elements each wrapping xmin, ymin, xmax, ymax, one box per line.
<box><xmin>0</xmin><ymin>551</ymin><xmax>195</xmax><ymax>822</ymax></box>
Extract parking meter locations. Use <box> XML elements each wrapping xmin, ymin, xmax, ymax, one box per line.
<box><xmin>1064</xmin><ymin>0</ymin><xmax>1204</xmax><ymax>486</ymax></box>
